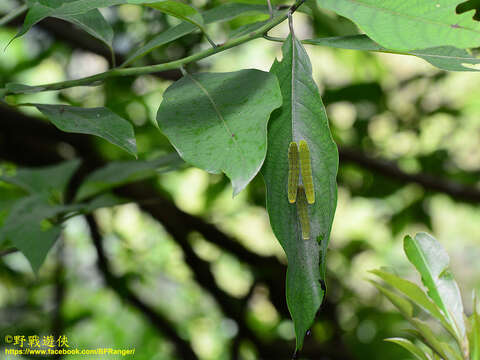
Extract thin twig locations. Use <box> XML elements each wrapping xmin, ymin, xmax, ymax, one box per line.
<box><xmin>3</xmin><ymin>0</ymin><xmax>306</xmax><ymax>95</ymax></box>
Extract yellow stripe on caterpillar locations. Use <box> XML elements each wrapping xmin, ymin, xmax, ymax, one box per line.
<box><xmin>287</xmin><ymin>142</ymin><xmax>299</xmax><ymax>203</ymax></box>
<box><xmin>296</xmin><ymin>185</ymin><xmax>310</xmax><ymax>240</ymax></box>
<box><xmin>299</xmin><ymin>140</ymin><xmax>315</xmax><ymax>204</ymax></box>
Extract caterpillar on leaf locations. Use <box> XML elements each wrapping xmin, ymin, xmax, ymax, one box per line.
<box><xmin>299</xmin><ymin>140</ymin><xmax>315</xmax><ymax>204</ymax></box>
<box><xmin>287</xmin><ymin>141</ymin><xmax>299</xmax><ymax>203</ymax></box>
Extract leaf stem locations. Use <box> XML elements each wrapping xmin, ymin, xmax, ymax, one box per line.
<box><xmin>4</xmin><ymin>0</ymin><xmax>306</xmax><ymax>95</ymax></box>
<box><xmin>0</xmin><ymin>4</ymin><xmax>28</xmax><ymax>27</ymax></box>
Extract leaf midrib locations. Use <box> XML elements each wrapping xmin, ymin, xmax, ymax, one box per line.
<box><xmin>187</xmin><ymin>74</ymin><xmax>247</xmax><ymax>170</ymax></box>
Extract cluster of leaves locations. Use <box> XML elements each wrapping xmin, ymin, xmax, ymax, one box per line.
<box><xmin>2</xmin><ymin>0</ymin><xmax>480</xmax><ymax>352</ymax></box>
<box><xmin>371</xmin><ymin>233</ymin><xmax>479</xmax><ymax>360</ymax></box>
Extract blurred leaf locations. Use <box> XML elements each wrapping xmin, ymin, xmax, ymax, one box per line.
<box><xmin>385</xmin><ymin>338</ymin><xmax>430</xmax><ymax>360</ymax></box>
<box><xmin>0</xmin><ymin>195</ymin><xmax>71</xmax><ymax>272</ymax></box>
<box><xmin>470</xmin><ymin>292</ymin><xmax>480</xmax><ymax>360</ymax></box>
<box><xmin>317</xmin><ymin>0</ymin><xmax>480</xmax><ymax>50</ymax></box>
<box><xmin>456</xmin><ymin>0</ymin><xmax>480</xmax><ymax>20</ymax></box>
<box><xmin>371</xmin><ymin>269</ymin><xmax>456</xmax><ymax>337</ymax></box>
<box><xmin>157</xmin><ymin>70</ymin><xmax>282</xmax><ymax>196</ymax></box>
<box><xmin>34</xmin><ymin>104</ymin><xmax>137</xmax><ymax>157</ymax></box>
<box><xmin>81</xmin><ymin>193</ymin><xmax>130</xmax><ymax>212</ymax></box>
<box><xmin>59</xmin><ymin>9</ymin><xmax>114</xmax><ymax>48</ymax></box>
<box><xmin>306</xmin><ymin>35</ymin><xmax>480</xmax><ymax>72</ymax></box>
<box><xmin>146</xmin><ymin>1</ymin><xmax>204</xmax><ymax>30</ymax></box>
<box><xmin>261</xmin><ymin>34</ymin><xmax>338</xmax><ymax>350</ymax></box>
<box><xmin>122</xmin><ymin>3</ymin><xmax>268</xmax><ymax>66</ymax></box>
<box><xmin>408</xmin><ymin>320</ymin><xmax>458</xmax><ymax>360</ymax></box>
<box><xmin>75</xmin><ymin>153</ymin><xmax>182</xmax><ymax>201</ymax></box>
<box><xmin>1</xmin><ymin>159</ymin><xmax>81</xmax><ymax>202</ymax></box>
<box><xmin>404</xmin><ymin>233</ymin><xmax>466</xmax><ymax>339</ymax></box>
<box><xmin>370</xmin><ymin>280</ymin><xmax>413</xmax><ymax>317</ymax></box>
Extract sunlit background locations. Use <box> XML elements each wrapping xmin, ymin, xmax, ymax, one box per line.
<box><xmin>1</xmin><ymin>0</ymin><xmax>480</xmax><ymax>359</ymax></box>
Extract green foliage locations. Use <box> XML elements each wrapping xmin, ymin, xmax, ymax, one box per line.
<box><xmin>2</xmin><ymin>0</ymin><xmax>480</xmax><ymax>354</ymax></box>
<box><xmin>372</xmin><ymin>233</ymin><xmax>478</xmax><ymax>360</ymax></box>
<box><xmin>157</xmin><ymin>70</ymin><xmax>282</xmax><ymax>196</ymax></box>
<box><xmin>317</xmin><ymin>0</ymin><xmax>480</xmax><ymax>50</ymax></box>
<box><xmin>262</xmin><ymin>33</ymin><xmax>338</xmax><ymax>350</ymax></box>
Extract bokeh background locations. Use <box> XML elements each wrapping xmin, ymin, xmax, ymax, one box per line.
<box><xmin>1</xmin><ymin>0</ymin><xmax>480</xmax><ymax>359</ymax></box>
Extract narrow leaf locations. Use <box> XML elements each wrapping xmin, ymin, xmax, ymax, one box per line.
<box><xmin>470</xmin><ymin>292</ymin><xmax>480</xmax><ymax>360</ymax></box>
<box><xmin>34</xmin><ymin>104</ymin><xmax>137</xmax><ymax>157</ymax></box>
<box><xmin>157</xmin><ymin>69</ymin><xmax>282</xmax><ymax>196</ymax></box>
<box><xmin>75</xmin><ymin>153</ymin><xmax>182</xmax><ymax>201</ymax></box>
<box><xmin>261</xmin><ymin>34</ymin><xmax>338</xmax><ymax>350</ymax></box>
<box><xmin>318</xmin><ymin>0</ymin><xmax>480</xmax><ymax>50</ymax></box>
<box><xmin>146</xmin><ymin>1</ymin><xmax>204</xmax><ymax>30</ymax></box>
<box><xmin>370</xmin><ymin>280</ymin><xmax>414</xmax><ymax>317</ymax></box>
<box><xmin>385</xmin><ymin>338</ymin><xmax>431</xmax><ymax>360</ymax></box>
<box><xmin>404</xmin><ymin>233</ymin><xmax>466</xmax><ymax>339</ymax></box>
<box><xmin>305</xmin><ymin>34</ymin><xmax>480</xmax><ymax>72</ymax></box>
<box><xmin>122</xmin><ymin>3</ymin><xmax>268</xmax><ymax>66</ymax></box>
<box><xmin>371</xmin><ymin>269</ymin><xmax>456</xmax><ymax>337</ymax></box>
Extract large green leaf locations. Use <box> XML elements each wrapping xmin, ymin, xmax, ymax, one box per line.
<box><xmin>34</xmin><ymin>104</ymin><xmax>137</xmax><ymax>157</ymax></box>
<box><xmin>261</xmin><ymin>34</ymin><xmax>338</xmax><ymax>350</ymax></box>
<box><xmin>370</xmin><ymin>269</ymin><xmax>456</xmax><ymax>336</ymax></box>
<box><xmin>318</xmin><ymin>0</ymin><xmax>480</xmax><ymax>50</ymax></box>
<box><xmin>385</xmin><ymin>338</ymin><xmax>431</xmax><ymax>360</ymax></box>
<box><xmin>0</xmin><ymin>195</ymin><xmax>71</xmax><ymax>272</ymax></box>
<box><xmin>59</xmin><ymin>9</ymin><xmax>114</xmax><ymax>48</ymax></box>
<box><xmin>157</xmin><ymin>70</ymin><xmax>282</xmax><ymax>196</ymax></box>
<box><xmin>305</xmin><ymin>35</ymin><xmax>480</xmax><ymax>72</ymax></box>
<box><xmin>75</xmin><ymin>153</ymin><xmax>183</xmax><ymax>201</ymax></box>
<box><xmin>404</xmin><ymin>233</ymin><xmax>466</xmax><ymax>339</ymax></box>
<box><xmin>1</xmin><ymin>159</ymin><xmax>81</xmax><ymax>202</ymax></box>
<box><xmin>122</xmin><ymin>3</ymin><xmax>268</xmax><ymax>66</ymax></box>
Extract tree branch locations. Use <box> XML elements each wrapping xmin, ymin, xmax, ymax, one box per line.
<box><xmin>86</xmin><ymin>214</ymin><xmax>199</xmax><ymax>360</ymax></box>
<box><xmin>339</xmin><ymin>147</ymin><xmax>480</xmax><ymax>203</ymax></box>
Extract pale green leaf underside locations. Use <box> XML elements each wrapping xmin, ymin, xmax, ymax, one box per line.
<box><xmin>318</xmin><ymin>0</ymin><xmax>480</xmax><ymax>50</ymax></box>
<box><xmin>262</xmin><ymin>35</ymin><xmax>338</xmax><ymax>350</ymax></box>
<box><xmin>305</xmin><ymin>34</ymin><xmax>480</xmax><ymax>72</ymax></box>
<box><xmin>34</xmin><ymin>104</ymin><xmax>137</xmax><ymax>157</ymax></box>
<box><xmin>157</xmin><ymin>70</ymin><xmax>282</xmax><ymax>196</ymax></box>
<box><xmin>404</xmin><ymin>233</ymin><xmax>466</xmax><ymax>339</ymax></box>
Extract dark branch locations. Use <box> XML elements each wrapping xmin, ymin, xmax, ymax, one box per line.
<box><xmin>339</xmin><ymin>147</ymin><xmax>480</xmax><ymax>203</ymax></box>
<box><xmin>86</xmin><ymin>214</ymin><xmax>199</xmax><ymax>360</ymax></box>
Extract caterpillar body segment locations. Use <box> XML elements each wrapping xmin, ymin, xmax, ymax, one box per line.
<box><xmin>287</xmin><ymin>142</ymin><xmax>300</xmax><ymax>203</ymax></box>
<box><xmin>296</xmin><ymin>186</ymin><xmax>310</xmax><ymax>240</ymax></box>
<box><xmin>299</xmin><ymin>140</ymin><xmax>315</xmax><ymax>204</ymax></box>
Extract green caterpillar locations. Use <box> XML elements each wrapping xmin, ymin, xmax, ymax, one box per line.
<box><xmin>299</xmin><ymin>140</ymin><xmax>315</xmax><ymax>204</ymax></box>
<box><xmin>287</xmin><ymin>142</ymin><xmax>299</xmax><ymax>203</ymax></box>
<box><xmin>296</xmin><ymin>185</ymin><xmax>310</xmax><ymax>240</ymax></box>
